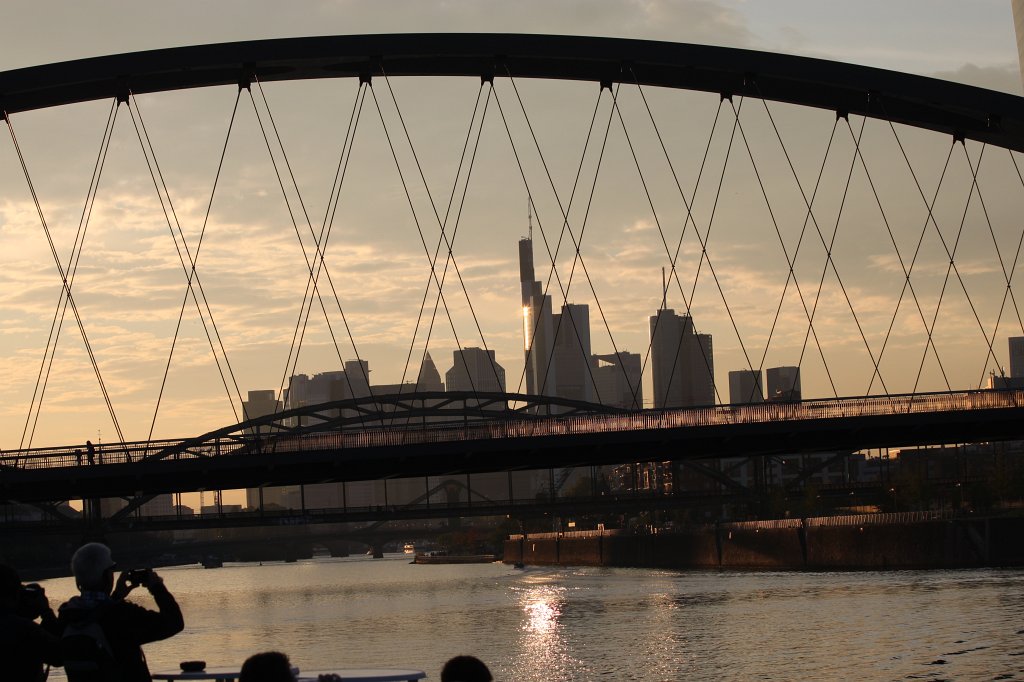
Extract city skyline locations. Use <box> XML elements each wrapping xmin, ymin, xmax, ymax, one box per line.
<box><xmin>0</xmin><ymin>2</ymin><xmax>1021</xmax><ymax>450</ymax></box>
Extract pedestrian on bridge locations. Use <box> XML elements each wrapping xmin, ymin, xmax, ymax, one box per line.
<box><xmin>85</xmin><ymin>440</ymin><xmax>96</xmax><ymax>466</ymax></box>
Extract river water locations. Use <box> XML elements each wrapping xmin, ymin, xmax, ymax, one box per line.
<box><xmin>38</xmin><ymin>556</ymin><xmax>1024</xmax><ymax>681</ymax></box>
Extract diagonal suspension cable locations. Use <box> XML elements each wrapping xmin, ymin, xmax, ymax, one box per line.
<box><xmin>498</xmin><ymin>73</ymin><xmax>622</xmax><ymax>405</ymax></box>
<box><xmin>628</xmin><ymin>76</ymin><xmax>729</xmax><ymax>408</ymax></box>
<box><xmin>792</xmin><ymin>117</ymin><xmax>850</xmax><ymax>394</ymax></box>
<box><xmin>244</xmin><ymin>79</ymin><xmax>376</xmax><ymax>415</ymax></box>
<box><xmin>20</xmin><ymin>99</ymin><xmax>118</xmax><ymax>449</ymax></box>
<box><xmin>376</xmin><ymin>69</ymin><xmax>504</xmax><ymax>398</ymax></box>
<box><xmin>611</xmin><ymin>83</ymin><xmax>749</xmax><ymax>406</ymax></box>
<box><xmin>858</xmin><ymin>121</ymin><xmax>954</xmax><ymax>394</ymax></box>
<box><xmin>728</xmin><ymin>97</ymin><xmax>860</xmax><ymax>396</ymax></box>
<box><xmin>366</xmin><ymin>79</ymin><xmax>485</xmax><ymax>399</ymax></box>
<box><xmin>530</xmin><ymin>82</ymin><xmax>616</xmax><ymax>405</ymax></box>
<box><xmin>4</xmin><ymin>110</ymin><xmax>125</xmax><ymax>445</ymax></box>
<box><xmin>755</xmin><ymin>93</ymin><xmax>869</xmax><ymax>398</ymax></box>
<box><xmin>490</xmin><ymin>81</ymin><xmax>607</xmax><ymax>402</ymax></box>
<box><xmin>912</xmin><ymin>142</ymin><xmax>999</xmax><ymax>394</ymax></box>
<box><xmin>127</xmin><ymin>91</ymin><xmax>246</xmax><ymax>437</ymax></box>
<box><xmin>399</xmin><ymin>81</ymin><xmax>488</xmax><ymax>397</ymax></box>
<box><xmin>272</xmin><ymin>81</ymin><xmax>371</xmax><ymax>415</ymax></box>
<box><xmin>958</xmin><ymin>144</ymin><xmax>1024</xmax><ymax>386</ymax></box>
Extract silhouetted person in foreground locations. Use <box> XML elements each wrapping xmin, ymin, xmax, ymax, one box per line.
<box><xmin>441</xmin><ymin>655</ymin><xmax>493</xmax><ymax>682</ymax></box>
<box><xmin>86</xmin><ymin>440</ymin><xmax>96</xmax><ymax>466</ymax></box>
<box><xmin>58</xmin><ymin>542</ymin><xmax>183</xmax><ymax>682</ymax></box>
<box><xmin>0</xmin><ymin>563</ymin><xmax>62</xmax><ymax>681</ymax></box>
<box><xmin>240</xmin><ymin>651</ymin><xmax>296</xmax><ymax>682</ymax></box>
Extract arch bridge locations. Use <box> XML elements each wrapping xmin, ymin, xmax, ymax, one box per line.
<box><xmin>2</xmin><ymin>35</ymin><xmax>1024</xmax><ymax>514</ymax></box>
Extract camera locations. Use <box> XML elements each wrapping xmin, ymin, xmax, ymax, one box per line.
<box><xmin>125</xmin><ymin>568</ymin><xmax>152</xmax><ymax>587</ymax></box>
<box><xmin>16</xmin><ymin>583</ymin><xmax>46</xmax><ymax>620</ymax></box>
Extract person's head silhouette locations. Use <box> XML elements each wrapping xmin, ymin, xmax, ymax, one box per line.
<box><xmin>240</xmin><ymin>651</ymin><xmax>296</xmax><ymax>682</ymax></box>
<box><xmin>441</xmin><ymin>655</ymin><xmax>492</xmax><ymax>682</ymax></box>
<box><xmin>70</xmin><ymin>542</ymin><xmax>117</xmax><ymax>593</ymax></box>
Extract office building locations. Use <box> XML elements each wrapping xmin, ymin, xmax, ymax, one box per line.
<box><xmin>520</xmin><ymin>236</ymin><xmax>557</xmax><ymax>396</ymax></box>
<box><xmin>551</xmin><ymin>303</ymin><xmax>594</xmax><ymax>403</ymax></box>
<box><xmin>417</xmin><ymin>351</ymin><xmax>444</xmax><ymax>391</ymax></box>
<box><xmin>1010</xmin><ymin>337</ymin><xmax>1024</xmax><ymax>378</ymax></box>
<box><xmin>446</xmin><ymin>347</ymin><xmax>506</xmax><ymax>393</ymax></box>
<box><xmin>649</xmin><ymin>308</ymin><xmax>714</xmax><ymax>408</ymax></box>
<box><xmin>729</xmin><ymin>369</ymin><xmax>764</xmax><ymax>404</ymax></box>
<box><xmin>766</xmin><ymin>366</ymin><xmax>801</xmax><ymax>402</ymax></box>
<box><xmin>592</xmin><ymin>352</ymin><xmax>643</xmax><ymax>408</ymax></box>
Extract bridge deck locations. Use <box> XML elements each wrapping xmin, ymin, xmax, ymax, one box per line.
<box><xmin>1</xmin><ymin>389</ymin><xmax>1022</xmax><ymax>504</ymax></box>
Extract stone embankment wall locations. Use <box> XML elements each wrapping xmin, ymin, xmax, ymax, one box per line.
<box><xmin>504</xmin><ymin>514</ymin><xmax>1024</xmax><ymax>570</ymax></box>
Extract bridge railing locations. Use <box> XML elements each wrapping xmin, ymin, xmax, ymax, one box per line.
<box><xmin>2</xmin><ymin>388</ymin><xmax>1022</xmax><ymax>472</ymax></box>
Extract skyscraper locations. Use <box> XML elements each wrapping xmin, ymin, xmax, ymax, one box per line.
<box><xmin>551</xmin><ymin>303</ymin><xmax>594</xmax><ymax>403</ymax></box>
<box><xmin>766</xmin><ymin>366</ymin><xmax>801</xmax><ymax>402</ymax></box>
<box><xmin>729</xmin><ymin>369</ymin><xmax>764</xmax><ymax>404</ymax></box>
<box><xmin>417</xmin><ymin>351</ymin><xmax>444</xmax><ymax>391</ymax></box>
<box><xmin>445</xmin><ymin>347</ymin><xmax>506</xmax><ymax>393</ymax></box>
<box><xmin>649</xmin><ymin>308</ymin><xmax>714</xmax><ymax>408</ymax></box>
<box><xmin>1010</xmin><ymin>337</ymin><xmax>1024</xmax><ymax>378</ymax></box>
<box><xmin>592</xmin><ymin>352</ymin><xmax>643</xmax><ymax>408</ymax></box>
<box><xmin>520</xmin><ymin>236</ymin><xmax>556</xmax><ymax>396</ymax></box>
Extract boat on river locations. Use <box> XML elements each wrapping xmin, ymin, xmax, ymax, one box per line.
<box><xmin>403</xmin><ymin>543</ymin><xmax>416</xmax><ymax>554</ymax></box>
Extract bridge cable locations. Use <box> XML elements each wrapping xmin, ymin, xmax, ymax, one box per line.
<box><xmin>376</xmin><ymin>69</ymin><xmax>505</xmax><ymax>403</ymax></box>
<box><xmin>398</xmin><ymin>85</ymin><xmax>507</xmax><ymax>433</ymax></box>
<box><xmin>790</xmin><ymin>117</ymin><xmax>849</xmax><ymax>397</ymax></box>
<box><xmin>4</xmin><ymin>110</ymin><xmax>126</xmax><ymax>447</ymax></box>
<box><xmin>627</xmin><ymin>74</ymin><xmax>731</xmax><ymax>407</ymax></box>
<box><xmin>497</xmin><ymin>72</ymin><xmax>622</xmax><ymax>406</ymax></box>
<box><xmin>610</xmin><ymin>83</ymin><xmax>740</xmax><ymax>406</ymax></box>
<box><xmin>997</xmin><ymin>150</ymin><xmax>1024</xmax><ymax>338</ymax></box>
<box><xmin>649</xmin><ymin>96</ymin><xmax>746</xmax><ymax>408</ymax></box>
<box><xmin>127</xmin><ymin>91</ymin><xmax>246</xmax><ymax>437</ymax></box>
<box><xmin>275</xmin><ymin>81</ymin><xmax>372</xmax><ymax>423</ymax></box>
<box><xmin>397</xmin><ymin>81</ymin><xmax>489</xmax><ymax>416</ymax></box>
<box><xmin>728</xmin><ymin>97</ymin><xmax>859</xmax><ymax>396</ymax></box>
<box><xmin>491</xmin><ymin>81</ymin><xmax>607</xmax><ymax>406</ymax></box>
<box><xmin>910</xmin><ymin>142</ymin><xmax>996</xmax><ymax>395</ymax></box>
<box><xmin>859</xmin><ymin>121</ymin><xmax>956</xmax><ymax>395</ymax></box>
<box><xmin>370</xmin><ymin>76</ymin><xmax>501</xmax><ymax>408</ymax></box>
<box><xmin>957</xmin><ymin>145</ymin><xmax>1024</xmax><ymax>387</ymax></box>
<box><xmin>527</xmin><ymin>81</ymin><xmax>615</xmax><ymax>407</ymax></box>
<box><xmin>250</xmin><ymin>80</ymin><xmax>370</xmax><ymax>419</ymax></box>
<box><xmin>755</xmin><ymin>92</ymin><xmax>876</xmax><ymax>397</ymax></box>
<box><xmin>245</xmin><ymin>80</ymin><xmax>379</xmax><ymax>421</ymax></box>
<box><xmin>19</xmin><ymin>99</ymin><xmax>118</xmax><ymax>450</ymax></box>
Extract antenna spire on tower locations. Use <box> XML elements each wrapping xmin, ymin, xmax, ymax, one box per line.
<box><xmin>527</xmin><ymin>194</ymin><xmax>533</xmax><ymax>240</ymax></box>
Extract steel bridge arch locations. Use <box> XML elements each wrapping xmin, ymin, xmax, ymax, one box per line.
<box><xmin>1</xmin><ymin>33</ymin><xmax>1023</xmax><ymax>151</ymax></box>
<box><xmin>150</xmin><ymin>390</ymin><xmax>627</xmax><ymax>462</ymax></box>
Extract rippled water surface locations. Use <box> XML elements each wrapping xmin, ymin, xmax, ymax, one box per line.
<box><xmin>40</xmin><ymin>557</ymin><xmax>1024</xmax><ymax>681</ymax></box>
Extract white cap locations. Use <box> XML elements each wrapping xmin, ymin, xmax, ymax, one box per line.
<box><xmin>71</xmin><ymin>542</ymin><xmax>116</xmax><ymax>588</ymax></box>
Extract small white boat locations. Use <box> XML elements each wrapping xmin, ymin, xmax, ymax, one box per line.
<box><xmin>403</xmin><ymin>543</ymin><xmax>416</xmax><ymax>554</ymax></box>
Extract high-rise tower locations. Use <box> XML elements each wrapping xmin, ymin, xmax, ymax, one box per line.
<box><xmin>520</xmin><ymin>224</ymin><xmax>556</xmax><ymax>396</ymax></box>
<box><xmin>649</xmin><ymin>308</ymin><xmax>714</xmax><ymax>408</ymax></box>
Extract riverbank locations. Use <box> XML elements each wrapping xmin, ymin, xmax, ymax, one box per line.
<box><xmin>504</xmin><ymin>512</ymin><xmax>1024</xmax><ymax>569</ymax></box>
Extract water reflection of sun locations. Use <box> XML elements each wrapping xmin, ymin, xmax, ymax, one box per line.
<box><xmin>524</xmin><ymin>593</ymin><xmax>560</xmax><ymax>634</ymax></box>
<box><xmin>513</xmin><ymin>583</ymin><xmax>584</xmax><ymax>680</ymax></box>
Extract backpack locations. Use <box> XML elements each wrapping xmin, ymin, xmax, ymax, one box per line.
<box><xmin>61</xmin><ymin>612</ymin><xmax>121</xmax><ymax>682</ymax></box>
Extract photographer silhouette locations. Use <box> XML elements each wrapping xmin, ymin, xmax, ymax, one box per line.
<box><xmin>0</xmin><ymin>563</ymin><xmax>62</xmax><ymax>682</ymax></box>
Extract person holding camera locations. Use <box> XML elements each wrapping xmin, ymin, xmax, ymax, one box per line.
<box><xmin>58</xmin><ymin>542</ymin><xmax>183</xmax><ymax>682</ymax></box>
<box><xmin>0</xmin><ymin>562</ymin><xmax>63</xmax><ymax>681</ymax></box>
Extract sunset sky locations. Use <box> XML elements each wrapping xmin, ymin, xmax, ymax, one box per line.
<box><xmin>1</xmin><ymin>0</ymin><xmax>1022</xmax><ymax>454</ymax></box>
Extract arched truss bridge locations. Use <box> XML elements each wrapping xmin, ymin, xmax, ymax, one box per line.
<box><xmin>1</xmin><ymin>33</ymin><xmax>1022</xmax><ymax>149</ymax></box>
